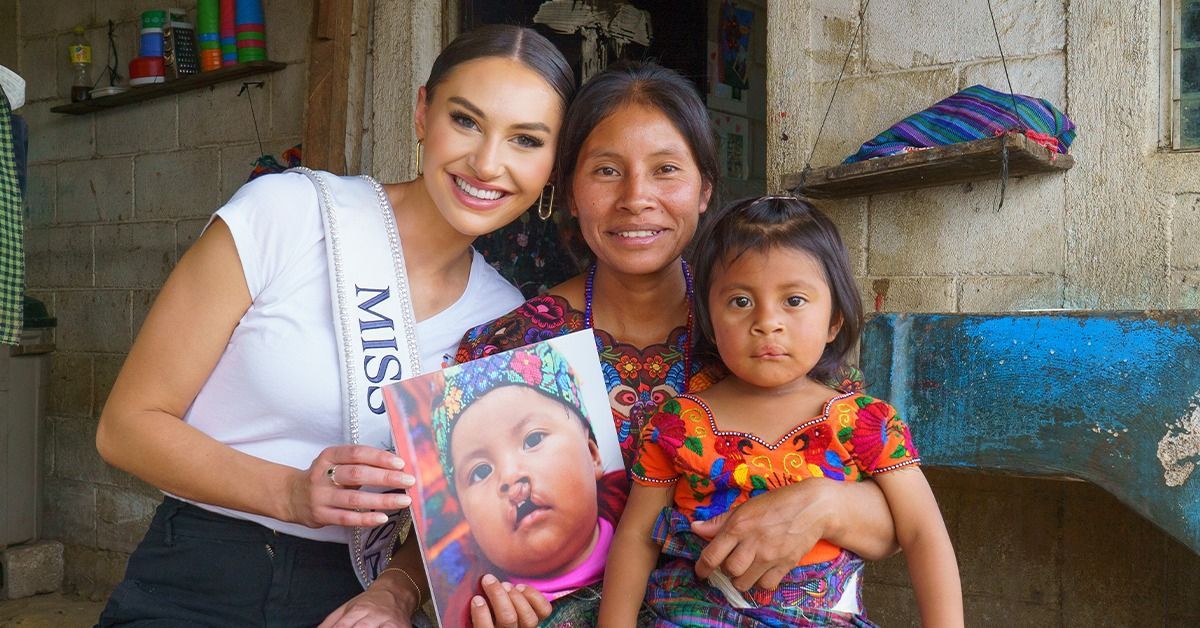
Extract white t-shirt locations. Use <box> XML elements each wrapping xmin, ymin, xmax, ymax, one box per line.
<box><xmin>178</xmin><ymin>172</ymin><xmax>524</xmax><ymax>542</ymax></box>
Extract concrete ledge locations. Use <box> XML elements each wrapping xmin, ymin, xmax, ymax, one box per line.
<box><xmin>1</xmin><ymin>541</ymin><xmax>64</xmax><ymax>599</ymax></box>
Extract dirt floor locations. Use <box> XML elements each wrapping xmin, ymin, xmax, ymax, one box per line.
<box><xmin>0</xmin><ymin>592</ymin><xmax>104</xmax><ymax>628</ymax></box>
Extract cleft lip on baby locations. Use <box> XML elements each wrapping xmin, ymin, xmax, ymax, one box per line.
<box><xmin>509</xmin><ymin>482</ymin><xmax>549</xmax><ymax>530</ymax></box>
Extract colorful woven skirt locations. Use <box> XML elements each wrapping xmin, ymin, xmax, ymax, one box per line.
<box><xmin>645</xmin><ymin>508</ymin><xmax>876</xmax><ymax>627</ymax></box>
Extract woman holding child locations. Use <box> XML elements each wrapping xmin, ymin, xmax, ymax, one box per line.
<box><xmin>457</xmin><ymin>61</ymin><xmax>901</xmax><ymax>625</ymax></box>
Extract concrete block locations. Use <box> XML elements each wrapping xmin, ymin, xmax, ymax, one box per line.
<box><xmin>95</xmin><ymin>222</ymin><xmax>175</xmax><ymax>288</ymax></box>
<box><xmin>18</xmin><ymin>36</ymin><xmax>58</xmax><ymax>103</ymax></box>
<box><xmin>179</xmin><ymin>81</ymin><xmax>261</xmax><ymax>147</ymax></box>
<box><xmin>808</xmin><ymin>68</ymin><xmax>958</xmax><ymax>167</ymax></box>
<box><xmin>1172</xmin><ymin>271</ymin><xmax>1200</xmax><ymax>308</ymax></box>
<box><xmin>130</xmin><ymin>290</ymin><xmax>157</xmax><ymax>339</ymax></box>
<box><xmin>860</xmin><ymin>276</ymin><xmax>956</xmax><ymax>313</ymax></box>
<box><xmin>805</xmin><ymin>0</ymin><xmax>865</xmax><ymax>82</ymax></box>
<box><xmin>92</xmin><ymin>354</ymin><xmax>125</xmax><ymax>420</ymax></box>
<box><xmin>97</xmin><ymin>96</ymin><xmax>178</xmax><ymax>156</ymax></box>
<box><xmin>48</xmin><ymin>352</ymin><xmax>93</xmax><ymax>419</ymax></box>
<box><xmin>819</xmin><ymin>197</ymin><xmax>867</xmax><ymax>275</ymax></box>
<box><xmin>22</xmin><ymin>101</ymin><xmax>94</xmax><ymax>163</ymax></box>
<box><xmin>865</xmin><ymin>0</ymin><xmax>1064</xmax><ymax>71</ymax></box>
<box><xmin>40</xmin><ymin>480</ymin><xmax>98</xmax><ymax>547</ymax></box>
<box><xmin>94</xmin><ymin>0</ymin><xmax>174</xmax><ymax>23</ymax></box>
<box><xmin>0</xmin><ymin>541</ymin><xmax>64</xmax><ymax>599</ymax></box>
<box><xmin>264</xmin><ymin>0</ymin><xmax>314</xmax><ymax>63</ymax></box>
<box><xmin>954</xmin><ymin>486</ymin><xmax>1060</xmax><ymax>604</ymax></box>
<box><xmin>51</xmin><ymin>417</ymin><xmax>130</xmax><ymax>489</ymax></box>
<box><xmin>1166</xmin><ymin>535</ymin><xmax>1200</xmax><ymax>620</ymax></box>
<box><xmin>62</xmin><ymin>543</ymin><xmax>127</xmax><ymax>601</ymax></box>
<box><xmin>269</xmin><ymin>63</ymin><xmax>308</xmax><ymax>139</ymax></box>
<box><xmin>134</xmin><ymin>149</ymin><xmax>220</xmax><ymax>219</ymax></box>
<box><xmin>176</xmin><ymin>218</ymin><xmax>211</xmax><ymax>261</ymax></box>
<box><xmin>55</xmin><ymin>290</ymin><xmax>131</xmax><ymax>354</ymax></box>
<box><xmin>1173</xmin><ymin>194</ymin><xmax>1200</xmax><ymax>269</ymax></box>
<box><xmin>218</xmin><ymin>138</ymin><xmax>300</xmax><ymax>203</ymax></box>
<box><xmin>96</xmin><ymin>487</ymin><xmax>158</xmax><ymax>554</ymax></box>
<box><xmin>56</xmin><ymin>157</ymin><xmax>134</xmax><ymax>223</ymax></box>
<box><xmin>23</xmin><ymin>225</ymin><xmax>94</xmax><ymax>289</ymax></box>
<box><xmin>859</xmin><ymin>581</ymin><xmax>917</xmax><ymax>627</ymax></box>
<box><xmin>19</xmin><ymin>0</ymin><xmax>94</xmax><ymax>36</ymax></box>
<box><xmin>959</xmin><ymin>276</ymin><xmax>1063</xmax><ymax>312</ymax></box>
<box><xmin>0</xmin><ymin>2</ymin><xmax>15</xmax><ymax>70</ymax></box>
<box><xmin>1060</xmin><ymin>484</ymin><xmax>1166</xmax><ymax>621</ymax></box>
<box><xmin>24</xmin><ymin>164</ymin><xmax>56</xmax><ymax>228</ymax></box>
<box><xmin>960</xmin><ymin>53</ymin><xmax>1067</xmax><ymax>108</ymax></box>
<box><xmin>868</xmin><ymin>176</ymin><xmax>1065</xmax><ymax>276</ymax></box>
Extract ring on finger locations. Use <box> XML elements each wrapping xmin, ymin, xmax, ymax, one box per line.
<box><xmin>326</xmin><ymin>464</ymin><xmax>343</xmax><ymax>487</ymax></box>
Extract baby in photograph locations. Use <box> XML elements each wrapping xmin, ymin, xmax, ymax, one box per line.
<box><xmin>431</xmin><ymin>342</ymin><xmax>627</xmax><ymax>601</ymax></box>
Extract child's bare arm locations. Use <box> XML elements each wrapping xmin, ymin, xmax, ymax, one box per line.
<box><xmin>599</xmin><ymin>484</ymin><xmax>675</xmax><ymax>628</ymax></box>
<box><xmin>874</xmin><ymin>468</ymin><xmax>963</xmax><ymax>628</ymax></box>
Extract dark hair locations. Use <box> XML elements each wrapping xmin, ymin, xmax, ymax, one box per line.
<box><xmin>690</xmin><ymin>196</ymin><xmax>863</xmax><ymax>384</ymax></box>
<box><xmin>555</xmin><ymin>61</ymin><xmax>719</xmax><ymax>201</ymax></box>
<box><xmin>425</xmin><ymin>24</ymin><xmax>575</xmax><ymax>110</ymax></box>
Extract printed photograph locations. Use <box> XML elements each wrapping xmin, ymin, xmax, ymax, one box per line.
<box><xmin>383</xmin><ymin>330</ymin><xmax>625</xmax><ymax>625</ymax></box>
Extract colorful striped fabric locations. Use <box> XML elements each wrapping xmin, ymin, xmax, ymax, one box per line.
<box><xmin>844</xmin><ymin>84</ymin><xmax>1076</xmax><ymax>164</ymax></box>
<box><xmin>643</xmin><ymin>508</ymin><xmax>876</xmax><ymax>627</ymax></box>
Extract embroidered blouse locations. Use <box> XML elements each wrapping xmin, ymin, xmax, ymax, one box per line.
<box><xmin>632</xmin><ymin>391</ymin><xmax>921</xmax><ymax>565</ymax></box>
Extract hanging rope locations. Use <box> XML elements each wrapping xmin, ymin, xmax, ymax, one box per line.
<box><xmin>799</xmin><ymin>0</ymin><xmax>871</xmax><ymax>192</ymax></box>
<box><xmin>985</xmin><ymin>0</ymin><xmax>1019</xmax><ymax>209</ymax></box>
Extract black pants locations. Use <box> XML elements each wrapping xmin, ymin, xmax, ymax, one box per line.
<box><xmin>96</xmin><ymin>497</ymin><xmax>362</xmax><ymax>627</ymax></box>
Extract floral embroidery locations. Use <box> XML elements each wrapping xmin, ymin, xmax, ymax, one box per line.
<box><xmin>520</xmin><ymin>296</ymin><xmax>565</xmax><ymax>329</ymax></box>
<box><xmin>615</xmin><ymin>354</ymin><xmax>641</xmax><ymax>379</ymax></box>
<box><xmin>510</xmin><ymin>351</ymin><xmax>543</xmax><ymax>385</ymax></box>
<box><xmin>643</xmin><ymin>354</ymin><xmax>668</xmax><ymax>379</ymax></box>
<box><xmin>633</xmin><ymin>393</ymin><xmax>920</xmax><ymax>534</ymax></box>
<box><xmin>648</xmin><ymin>410</ymin><xmax>686</xmax><ymax>454</ymax></box>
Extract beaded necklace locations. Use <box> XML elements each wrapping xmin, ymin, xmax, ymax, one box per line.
<box><xmin>584</xmin><ymin>259</ymin><xmax>695</xmax><ymax>394</ymax></box>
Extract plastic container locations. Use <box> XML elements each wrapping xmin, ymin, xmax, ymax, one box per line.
<box><xmin>128</xmin><ymin>55</ymin><xmax>165</xmax><ymax>86</ymax></box>
<box><xmin>68</xmin><ymin>27</ymin><xmax>92</xmax><ymax>102</ymax></box>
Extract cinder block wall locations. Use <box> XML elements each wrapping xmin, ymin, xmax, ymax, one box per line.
<box><xmin>768</xmin><ymin>1</ymin><xmax>1200</xmax><ymax>625</ymax></box>
<box><xmin>13</xmin><ymin>0</ymin><xmax>313</xmax><ymax>598</ymax></box>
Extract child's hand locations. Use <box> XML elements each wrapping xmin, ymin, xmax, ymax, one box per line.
<box><xmin>469</xmin><ymin>574</ymin><xmax>552</xmax><ymax>628</ymax></box>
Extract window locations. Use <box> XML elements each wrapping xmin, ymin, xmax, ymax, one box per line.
<box><xmin>1168</xmin><ymin>0</ymin><xmax>1200</xmax><ymax>149</ymax></box>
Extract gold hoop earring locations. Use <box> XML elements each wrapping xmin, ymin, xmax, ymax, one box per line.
<box><xmin>537</xmin><ymin>184</ymin><xmax>555</xmax><ymax>221</ymax></box>
<box><xmin>414</xmin><ymin>139</ymin><xmax>424</xmax><ymax>176</ymax></box>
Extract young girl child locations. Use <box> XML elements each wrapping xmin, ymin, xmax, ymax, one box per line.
<box><xmin>600</xmin><ymin>196</ymin><xmax>963</xmax><ymax>627</ymax></box>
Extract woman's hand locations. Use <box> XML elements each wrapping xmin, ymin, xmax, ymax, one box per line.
<box><xmin>690</xmin><ymin>478</ymin><xmax>897</xmax><ymax>591</ymax></box>
<box><xmin>468</xmin><ymin>574</ymin><xmax>553</xmax><ymax>628</ymax></box>
<box><xmin>319</xmin><ymin>567</ymin><xmax>422</xmax><ymax>628</ymax></box>
<box><xmin>287</xmin><ymin>445</ymin><xmax>416</xmax><ymax>528</ymax></box>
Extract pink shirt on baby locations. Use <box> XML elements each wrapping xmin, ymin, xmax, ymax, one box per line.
<box><xmin>508</xmin><ymin>517</ymin><xmax>614</xmax><ymax>601</ymax></box>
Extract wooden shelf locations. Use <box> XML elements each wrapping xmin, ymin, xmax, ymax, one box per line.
<box><xmin>782</xmin><ymin>132</ymin><xmax>1074</xmax><ymax>199</ymax></box>
<box><xmin>51</xmin><ymin>60</ymin><xmax>287</xmax><ymax>114</ymax></box>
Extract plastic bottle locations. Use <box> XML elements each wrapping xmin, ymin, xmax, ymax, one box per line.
<box><xmin>69</xmin><ymin>26</ymin><xmax>92</xmax><ymax>102</ymax></box>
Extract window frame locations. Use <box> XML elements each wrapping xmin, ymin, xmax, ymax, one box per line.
<box><xmin>1164</xmin><ymin>0</ymin><xmax>1200</xmax><ymax>151</ymax></box>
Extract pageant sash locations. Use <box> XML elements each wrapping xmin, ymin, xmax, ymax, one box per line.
<box><xmin>289</xmin><ymin>168</ymin><xmax>422</xmax><ymax>588</ymax></box>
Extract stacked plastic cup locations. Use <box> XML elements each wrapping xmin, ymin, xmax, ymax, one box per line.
<box><xmin>197</xmin><ymin>0</ymin><xmax>221</xmax><ymax>71</ymax></box>
<box><xmin>235</xmin><ymin>0</ymin><xmax>266</xmax><ymax>63</ymax></box>
<box><xmin>220</xmin><ymin>0</ymin><xmax>237</xmax><ymax>67</ymax></box>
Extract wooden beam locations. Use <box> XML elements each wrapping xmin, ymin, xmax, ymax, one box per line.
<box><xmin>303</xmin><ymin>0</ymin><xmax>354</xmax><ymax>174</ymax></box>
